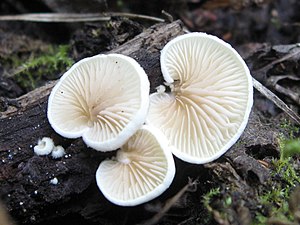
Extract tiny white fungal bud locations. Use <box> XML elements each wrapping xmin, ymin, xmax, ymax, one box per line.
<box><xmin>50</xmin><ymin>177</ymin><xmax>58</xmax><ymax>185</ymax></box>
<box><xmin>51</xmin><ymin>146</ymin><xmax>65</xmax><ymax>159</ymax></box>
<box><xmin>33</xmin><ymin>137</ymin><xmax>54</xmax><ymax>156</ymax></box>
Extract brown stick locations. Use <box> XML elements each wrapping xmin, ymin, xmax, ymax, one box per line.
<box><xmin>141</xmin><ymin>179</ymin><xmax>198</xmax><ymax>225</ymax></box>
<box><xmin>0</xmin><ymin>12</ymin><xmax>165</xmax><ymax>23</ymax></box>
<box><xmin>252</xmin><ymin>77</ymin><xmax>300</xmax><ymax>125</ymax></box>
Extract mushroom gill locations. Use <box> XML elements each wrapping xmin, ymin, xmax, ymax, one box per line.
<box><xmin>147</xmin><ymin>33</ymin><xmax>253</xmax><ymax>164</ymax></box>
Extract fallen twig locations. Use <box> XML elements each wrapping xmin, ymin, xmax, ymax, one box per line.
<box><xmin>2</xmin><ymin>14</ymin><xmax>297</xmax><ymax>125</ymax></box>
<box><xmin>0</xmin><ymin>12</ymin><xmax>165</xmax><ymax>23</ymax></box>
<box><xmin>254</xmin><ymin>47</ymin><xmax>300</xmax><ymax>74</ymax></box>
<box><xmin>141</xmin><ymin>178</ymin><xmax>198</xmax><ymax>225</ymax></box>
<box><xmin>252</xmin><ymin>77</ymin><xmax>300</xmax><ymax>125</ymax></box>
<box><xmin>250</xmin><ymin>46</ymin><xmax>300</xmax><ymax>125</ymax></box>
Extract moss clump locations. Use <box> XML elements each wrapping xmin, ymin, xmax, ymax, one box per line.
<box><xmin>253</xmin><ymin>137</ymin><xmax>300</xmax><ymax>225</ymax></box>
<box><xmin>254</xmin><ymin>162</ymin><xmax>300</xmax><ymax>224</ymax></box>
<box><xmin>252</xmin><ymin>120</ymin><xmax>300</xmax><ymax>224</ymax></box>
<box><xmin>200</xmin><ymin>124</ymin><xmax>300</xmax><ymax>225</ymax></box>
<box><xmin>13</xmin><ymin>45</ymin><xmax>74</xmax><ymax>92</ymax></box>
<box><xmin>202</xmin><ymin>187</ymin><xmax>221</xmax><ymax>212</ymax></box>
<box><xmin>280</xmin><ymin>139</ymin><xmax>300</xmax><ymax>160</ymax></box>
<box><xmin>280</xmin><ymin>119</ymin><xmax>299</xmax><ymax>139</ymax></box>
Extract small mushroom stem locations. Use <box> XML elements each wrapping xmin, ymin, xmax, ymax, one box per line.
<box><xmin>116</xmin><ymin>150</ymin><xmax>131</xmax><ymax>164</ymax></box>
<box><xmin>87</xmin><ymin>104</ymin><xmax>100</xmax><ymax>124</ymax></box>
<box><xmin>165</xmin><ymin>81</ymin><xmax>182</xmax><ymax>94</ymax></box>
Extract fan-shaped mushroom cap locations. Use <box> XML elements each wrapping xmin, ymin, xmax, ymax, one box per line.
<box><xmin>96</xmin><ymin>125</ymin><xmax>175</xmax><ymax>206</ymax></box>
<box><xmin>47</xmin><ymin>54</ymin><xmax>150</xmax><ymax>151</ymax></box>
<box><xmin>147</xmin><ymin>33</ymin><xmax>253</xmax><ymax>164</ymax></box>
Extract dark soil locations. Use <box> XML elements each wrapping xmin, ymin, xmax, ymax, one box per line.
<box><xmin>0</xmin><ymin>0</ymin><xmax>300</xmax><ymax>225</ymax></box>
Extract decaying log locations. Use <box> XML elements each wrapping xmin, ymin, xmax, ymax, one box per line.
<box><xmin>0</xmin><ymin>20</ymin><xmax>184</xmax><ymax>224</ymax></box>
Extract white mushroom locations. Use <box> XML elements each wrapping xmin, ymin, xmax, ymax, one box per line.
<box><xmin>51</xmin><ymin>145</ymin><xmax>65</xmax><ymax>159</ymax></box>
<box><xmin>33</xmin><ymin>137</ymin><xmax>54</xmax><ymax>156</ymax></box>
<box><xmin>47</xmin><ymin>54</ymin><xmax>150</xmax><ymax>152</ymax></box>
<box><xmin>96</xmin><ymin>125</ymin><xmax>175</xmax><ymax>206</ymax></box>
<box><xmin>147</xmin><ymin>33</ymin><xmax>253</xmax><ymax>164</ymax></box>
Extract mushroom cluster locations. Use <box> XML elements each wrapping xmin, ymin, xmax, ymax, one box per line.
<box><xmin>47</xmin><ymin>53</ymin><xmax>175</xmax><ymax>206</ymax></box>
<box><xmin>47</xmin><ymin>33</ymin><xmax>253</xmax><ymax>206</ymax></box>
<box><xmin>33</xmin><ymin>137</ymin><xmax>65</xmax><ymax>159</ymax></box>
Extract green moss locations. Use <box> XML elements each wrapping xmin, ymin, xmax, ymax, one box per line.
<box><xmin>251</xmin><ymin>118</ymin><xmax>300</xmax><ymax>224</ymax></box>
<box><xmin>13</xmin><ymin>45</ymin><xmax>74</xmax><ymax>92</ymax></box>
<box><xmin>202</xmin><ymin>187</ymin><xmax>231</xmax><ymax>223</ymax></box>
<box><xmin>199</xmin><ymin>120</ymin><xmax>300</xmax><ymax>225</ymax></box>
<box><xmin>202</xmin><ymin>187</ymin><xmax>220</xmax><ymax>212</ymax></box>
<box><xmin>280</xmin><ymin>139</ymin><xmax>300</xmax><ymax>160</ymax></box>
<box><xmin>254</xmin><ymin>183</ymin><xmax>297</xmax><ymax>224</ymax></box>
<box><xmin>253</xmin><ymin>141</ymin><xmax>300</xmax><ymax>224</ymax></box>
<box><xmin>280</xmin><ymin>119</ymin><xmax>299</xmax><ymax>139</ymax></box>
